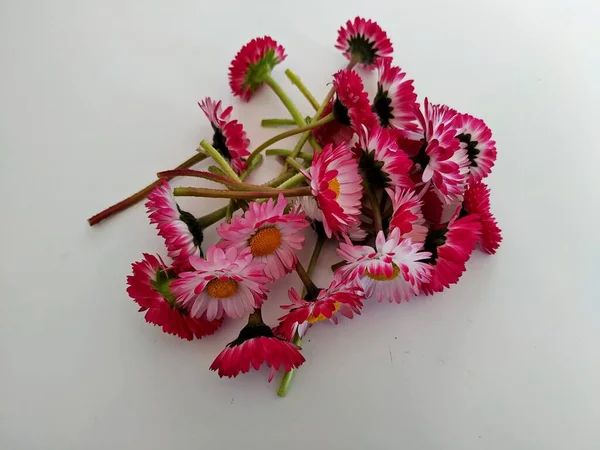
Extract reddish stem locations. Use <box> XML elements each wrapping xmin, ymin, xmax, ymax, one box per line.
<box><xmin>87</xmin><ymin>153</ymin><xmax>207</xmax><ymax>226</ymax></box>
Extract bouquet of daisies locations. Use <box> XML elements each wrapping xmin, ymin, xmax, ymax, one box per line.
<box><xmin>89</xmin><ymin>17</ymin><xmax>501</xmax><ymax>396</ymax></box>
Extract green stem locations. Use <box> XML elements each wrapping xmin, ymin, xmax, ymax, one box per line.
<box><xmin>261</xmin><ymin>118</ymin><xmax>297</xmax><ymax>127</ymax></box>
<box><xmin>285</xmin><ymin>69</ymin><xmax>319</xmax><ymax>111</ymax></box>
<box><xmin>157</xmin><ymin>169</ymin><xmax>278</xmax><ymax>192</ymax></box>
<box><xmin>265</xmin><ymin>149</ymin><xmax>313</xmax><ymax>161</ymax></box>
<box><xmin>331</xmin><ymin>260</ymin><xmax>346</xmax><ymax>272</ymax></box>
<box><xmin>247</xmin><ymin>114</ymin><xmax>334</xmax><ymax>164</ymax></box>
<box><xmin>199</xmin><ymin>141</ymin><xmax>242</xmax><ymax>182</ymax></box>
<box><xmin>277</xmin><ymin>332</ymin><xmax>302</xmax><ymax>397</ymax></box>
<box><xmin>294</xmin><ymin>261</ymin><xmax>320</xmax><ymax>300</ymax></box>
<box><xmin>285</xmin><ymin>157</ymin><xmax>307</xmax><ymax>173</ymax></box>
<box><xmin>264</xmin><ymin>171</ymin><xmax>295</xmax><ymax>187</ymax></box>
<box><xmin>173</xmin><ymin>186</ymin><xmax>311</xmax><ymax>199</ymax></box>
<box><xmin>197</xmin><ymin>205</ymin><xmax>229</xmax><ymax>229</ymax></box>
<box><xmin>302</xmin><ymin>233</ymin><xmax>325</xmax><ymax>297</ymax></box>
<box><xmin>264</xmin><ymin>74</ymin><xmax>306</xmax><ymax>126</ymax></box>
<box><xmin>87</xmin><ymin>153</ymin><xmax>207</xmax><ymax>226</ymax></box>
<box><xmin>364</xmin><ymin>181</ymin><xmax>382</xmax><ymax>234</ymax></box>
<box><xmin>277</xmin><ymin>172</ymin><xmax>306</xmax><ymax>190</ymax></box>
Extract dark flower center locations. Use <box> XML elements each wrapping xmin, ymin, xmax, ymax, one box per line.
<box><xmin>347</xmin><ymin>34</ymin><xmax>378</xmax><ymax>64</ymax></box>
<box><xmin>411</xmin><ymin>139</ymin><xmax>430</xmax><ymax>170</ymax></box>
<box><xmin>177</xmin><ymin>205</ymin><xmax>204</xmax><ymax>255</ymax></box>
<box><xmin>456</xmin><ymin>133</ymin><xmax>480</xmax><ymax>167</ymax></box>
<box><xmin>423</xmin><ymin>227</ymin><xmax>448</xmax><ymax>265</ymax></box>
<box><xmin>372</xmin><ymin>85</ymin><xmax>394</xmax><ymax>126</ymax></box>
<box><xmin>211</xmin><ymin>123</ymin><xmax>232</xmax><ymax>161</ymax></box>
<box><xmin>333</xmin><ymin>98</ymin><xmax>351</xmax><ymax>126</ymax></box>
<box><xmin>359</xmin><ymin>149</ymin><xmax>390</xmax><ymax>188</ymax></box>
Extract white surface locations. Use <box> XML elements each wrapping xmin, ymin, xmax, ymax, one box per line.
<box><xmin>1</xmin><ymin>0</ymin><xmax>599</xmax><ymax>449</ymax></box>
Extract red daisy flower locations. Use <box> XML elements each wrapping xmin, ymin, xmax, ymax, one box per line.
<box><xmin>354</xmin><ymin>125</ymin><xmax>413</xmax><ymax>190</ymax></box>
<box><xmin>198</xmin><ymin>97</ymin><xmax>250</xmax><ymax>174</ymax></box>
<box><xmin>421</xmin><ymin>214</ymin><xmax>482</xmax><ymax>294</ymax></box>
<box><xmin>228</xmin><ymin>36</ymin><xmax>286</xmax><ymax>101</ymax></box>
<box><xmin>387</xmin><ymin>188</ymin><xmax>428</xmax><ymax>243</ymax></box>
<box><xmin>413</xmin><ymin>99</ymin><xmax>469</xmax><ymax>203</ymax></box>
<box><xmin>335</xmin><ymin>17</ymin><xmax>393</xmax><ymax>69</ymax></box>
<box><xmin>452</xmin><ymin>113</ymin><xmax>497</xmax><ymax>184</ymax></box>
<box><xmin>312</xmin><ymin>101</ymin><xmax>355</xmax><ymax>147</ymax></box>
<box><xmin>462</xmin><ymin>182</ymin><xmax>502</xmax><ymax>254</ymax></box>
<box><xmin>146</xmin><ymin>180</ymin><xmax>203</xmax><ymax>270</ymax></box>
<box><xmin>307</xmin><ymin>142</ymin><xmax>363</xmax><ymax>238</ymax></box>
<box><xmin>332</xmin><ymin>69</ymin><xmax>378</xmax><ymax>130</ymax></box>
<box><xmin>373</xmin><ymin>57</ymin><xmax>420</xmax><ymax>136</ymax></box>
<box><xmin>276</xmin><ymin>277</ymin><xmax>364</xmax><ymax>341</ymax></box>
<box><xmin>210</xmin><ymin>316</ymin><xmax>304</xmax><ymax>380</ymax></box>
<box><xmin>126</xmin><ymin>254</ymin><xmax>222</xmax><ymax>340</ymax></box>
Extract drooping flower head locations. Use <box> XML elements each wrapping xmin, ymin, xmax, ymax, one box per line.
<box><xmin>332</xmin><ymin>69</ymin><xmax>378</xmax><ymax>130</ymax></box>
<box><xmin>312</xmin><ymin>101</ymin><xmax>355</xmax><ymax>147</ymax></box>
<box><xmin>198</xmin><ymin>97</ymin><xmax>250</xmax><ymax>174</ymax></box>
<box><xmin>421</xmin><ymin>214</ymin><xmax>482</xmax><ymax>294</ymax></box>
<box><xmin>217</xmin><ymin>194</ymin><xmax>309</xmax><ymax>281</ymax></box>
<box><xmin>146</xmin><ymin>180</ymin><xmax>203</xmax><ymax>269</ymax></box>
<box><xmin>413</xmin><ymin>99</ymin><xmax>469</xmax><ymax>203</ymax></box>
<box><xmin>354</xmin><ymin>125</ymin><xmax>413</xmax><ymax>190</ymax></box>
<box><xmin>127</xmin><ymin>254</ymin><xmax>222</xmax><ymax>340</ymax></box>
<box><xmin>307</xmin><ymin>142</ymin><xmax>363</xmax><ymax>238</ymax></box>
<box><xmin>276</xmin><ymin>277</ymin><xmax>364</xmax><ymax>341</ymax></box>
<box><xmin>452</xmin><ymin>113</ymin><xmax>497</xmax><ymax>184</ymax></box>
<box><xmin>337</xmin><ymin>228</ymin><xmax>432</xmax><ymax>303</ymax></box>
<box><xmin>387</xmin><ymin>188</ymin><xmax>428</xmax><ymax>243</ymax></box>
<box><xmin>462</xmin><ymin>182</ymin><xmax>502</xmax><ymax>254</ymax></box>
<box><xmin>228</xmin><ymin>36</ymin><xmax>286</xmax><ymax>101</ymax></box>
<box><xmin>210</xmin><ymin>312</ymin><xmax>304</xmax><ymax>380</ymax></box>
<box><xmin>335</xmin><ymin>17</ymin><xmax>393</xmax><ymax>69</ymax></box>
<box><xmin>171</xmin><ymin>246</ymin><xmax>270</xmax><ymax>321</ymax></box>
<box><xmin>373</xmin><ymin>58</ymin><xmax>419</xmax><ymax>136</ymax></box>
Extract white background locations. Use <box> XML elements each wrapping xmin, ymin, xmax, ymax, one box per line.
<box><xmin>1</xmin><ymin>0</ymin><xmax>599</xmax><ymax>449</ymax></box>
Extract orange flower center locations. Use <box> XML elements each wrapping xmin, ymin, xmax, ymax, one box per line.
<box><xmin>365</xmin><ymin>263</ymin><xmax>401</xmax><ymax>281</ymax></box>
<box><xmin>249</xmin><ymin>226</ymin><xmax>282</xmax><ymax>257</ymax></box>
<box><xmin>307</xmin><ymin>302</ymin><xmax>341</xmax><ymax>324</ymax></box>
<box><xmin>206</xmin><ymin>278</ymin><xmax>238</xmax><ymax>299</ymax></box>
<box><xmin>327</xmin><ymin>177</ymin><xmax>341</xmax><ymax>199</ymax></box>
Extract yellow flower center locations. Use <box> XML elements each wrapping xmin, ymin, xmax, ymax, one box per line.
<box><xmin>365</xmin><ymin>263</ymin><xmax>401</xmax><ymax>281</ymax></box>
<box><xmin>307</xmin><ymin>302</ymin><xmax>341</xmax><ymax>324</ymax></box>
<box><xmin>327</xmin><ymin>178</ymin><xmax>341</xmax><ymax>199</ymax></box>
<box><xmin>249</xmin><ymin>226</ymin><xmax>282</xmax><ymax>257</ymax></box>
<box><xmin>206</xmin><ymin>278</ymin><xmax>238</xmax><ymax>299</ymax></box>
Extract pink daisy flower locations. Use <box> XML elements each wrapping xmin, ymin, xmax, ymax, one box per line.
<box><xmin>373</xmin><ymin>58</ymin><xmax>420</xmax><ymax>136</ymax></box>
<box><xmin>462</xmin><ymin>182</ymin><xmax>502</xmax><ymax>254</ymax></box>
<box><xmin>421</xmin><ymin>214</ymin><xmax>482</xmax><ymax>295</ymax></box>
<box><xmin>354</xmin><ymin>125</ymin><xmax>413</xmax><ymax>190</ymax></box>
<box><xmin>413</xmin><ymin>99</ymin><xmax>469</xmax><ymax>203</ymax></box>
<box><xmin>146</xmin><ymin>180</ymin><xmax>203</xmax><ymax>270</ymax></box>
<box><xmin>171</xmin><ymin>246</ymin><xmax>270</xmax><ymax>321</ymax></box>
<box><xmin>335</xmin><ymin>17</ymin><xmax>393</xmax><ymax>69</ymax></box>
<box><xmin>217</xmin><ymin>194</ymin><xmax>309</xmax><ymax>281</ymax></box>
<box><xmin>210</xmin><ymin>318</ymin><xmax>304</xmax><ymax>380</ymax></box>
<box><xmin>332</xmin><ymin>69</ymin><xmax>378</xmax><ymax>130</ymax></box>
<box><xmin>307</xmin><ymin>142</ymin><xmax>363</xmax><ymax>238</ymax></box>
<box><xmin>337</xmin><ymin>228</ymin><xmax>432</xmax><ymax>303</ymax></box>
<box><xmin>452</xmin><ymin>113</ymin><xmax>497</xmax><ymax>184</ymax></box>
<box><xmin>228</xmin><ymin>36</ymin><xmax>286</xmax><ymax>101</ymax></box>
<box><xmin>126</xmin><ymin>254</ymin><xmax>222</xmax><ymax>341</ymax></box>
<box><xmin>198</xmin><ymin>97</ymin><xmax>250</xmax><ymax>174</ymax></box>
<box><xmin>276</xmin><ymin>277</ymin><xmax>364</xmax><ymax>341</ymax></box>
<box><xmin>387</xmin><ymin>188</ymin><xmax>428</xmax><ymax>243</ymax></box>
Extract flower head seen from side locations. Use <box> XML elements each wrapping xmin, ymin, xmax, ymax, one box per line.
<box><xmin>413</xmin><ymin>99</ymin><xmax>469</xmax><ymax>203</ymax></box>
<box><xmin>332</xmin><ymin>69</ymin><xmax>378</xmax><ymax>131</ymax></box>
<box><xmin>198</xmin><ymin>97</ymin><xmax>250</xmax><ymax>174</ymax></box>
<box><xmin>307</xmin><ymin>142</ymin><xmax>363</xmax><ymax>238</ymax></box>
<box><xmin>354</xmin><ymin>125</ymin><xmax>413</xmax><ymax>190</ymax></box>
<box><xmin>127</xmin><ymin>254</ymin><xmax>223</xmax><ymax>340</ymax></box>
<box><xmin>337</xmin><ymin>228</ymin><xmax>432</xmax><ymax>303</ymax></box>
<box><xmin>335</xmin><ymin>17</ymin><xmax>393</xmax><ymax>69</ymax></box>
<box><xmin>217</xmin><ymin>194</ymin><xmax>309</xmax><ymax>281</ymax></box>
<box><xmin>228</xmin><ymin>36</ymin><xmax>286</xmax><ymax>101</ymax></box>
<box><xmin>452</xmin><ymin>113</ymin><xmax>497</xmax><ymax>184</ymax></box>
<box><xmin>171</xmin><ymin>246</ymin><xmax>270</xmax><ymax>321</ymax></box>
<box><xmin>312</xmin><ymin>101</ymin><xmax>355</xmax><ymax>147</ymax></box>
<box><xmin>387</xmin><ymin>188</ymin><xmax>428</xmax><ymax>243</ymax></box>
<box><xmin>146</xmin><ymin>180</ymin><xmax>203</xmax><ymax>270</ymax></box>
<box><xmin>210</xmin><ymin>311</ymin><xmax>305</xmax><ymax>380</ymax></box>
<box><xmin>373</xmin><ymin>58</ymin><xmax>420</xmax><ymax>136</ymax></box>
<box><xmin>462</xmin><ymin>182</ymin><xmax>502</xmax><ymax>254</ymax></box>
<box><xmin>421</xmin><ymin>214</ymin><xmax>482</xmax><ymax>294</ymax></box>
<box><xmin>276</xmin><ymin>277</ymin><xmax>364</xmax><ymax>341</ymax></box>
